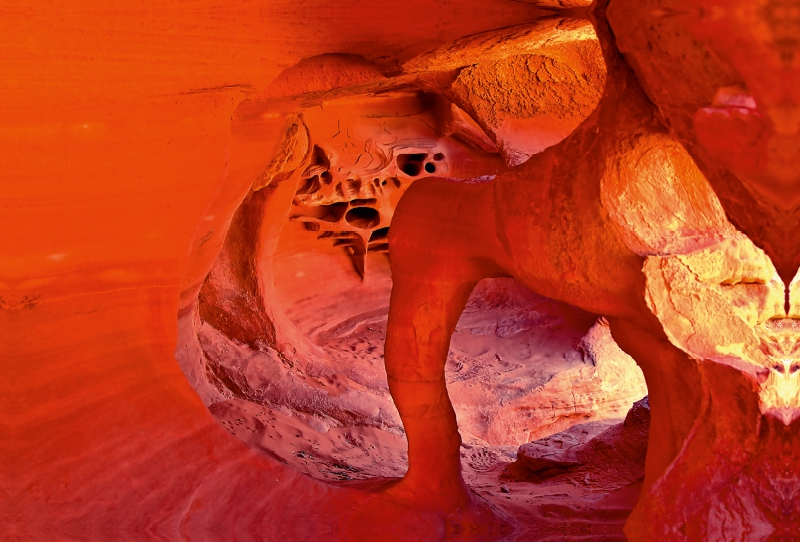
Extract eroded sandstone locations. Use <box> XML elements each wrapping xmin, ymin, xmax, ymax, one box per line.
<box><xmin>15</xmin><ymin>0</ymin><xmax>800</xmax><ymax>539</ymax></box>
<box><xmin>173</xmin><ymin>3</ymin><xmax>800</xmax><ymax>538</ymax></box>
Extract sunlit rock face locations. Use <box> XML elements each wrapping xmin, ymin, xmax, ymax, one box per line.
<box><xmin>10</xmin><ymin>0</ymin><xmax>800</xmax><ymax>539</ymax></box>
<box><xmin>168</xmin><ymin>1</ymin><xmax>800</xmax><ymax>538</ymax></box>
<box><xmin>608</xmin><ymin>0</ymin><xmax>800</xmax><ymax>283</ymax></box>
<box><xmin>178</xmin><ymin>46</ymin><xmax>647</xmax><ymax>491</ymax></box>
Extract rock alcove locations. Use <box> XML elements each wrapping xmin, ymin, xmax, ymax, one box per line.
<box><xmin>176</xmin><ymin>29</ymin><xmax>652</xmax><ymax>535</ymax></box>
<box><xmin>174</xmin><ymin>3</ymin><xmax>800</xmax><ymax>540</ymax></box>
<box><xmin>15</xmin><ymin>0</ymin><xmax>800</xmax><ymax>540</ymax></box>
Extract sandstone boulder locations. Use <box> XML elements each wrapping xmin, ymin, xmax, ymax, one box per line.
<box><xmin>517</xmin><ymin>397</ymin><xmax>650</xmax><ymax>477</ymax></box>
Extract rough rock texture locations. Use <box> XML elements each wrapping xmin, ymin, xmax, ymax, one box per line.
<box><xmin>261</xmin><ymin>54</ymin><xmax>389</xmax><ymax>100</ymax></box>
<box><xmin>472</xmin><ymin>398</ymin><xmax>651</xmax><ymax>540</ymax></box>
<box><xmin>403</xmin><ymin>18</ymin><xmax>597</xmax><ymax>74</ymax></box>
<box><xmin>448</xmin><ymin>300</ymin><xmax>646</xmax><ymax>445</ymax></box>
<box><xmin>455</xmin><ymin>398</ymin><xmax>650</xmax><ymax>541</ymax></box>
<box><xmin>185</xmin><ymin>242</ymin><xmax>648</xmax><ymax>478</ymax></box>
<box><xmin>516</xmin><ymin>397</ymin><xmax>649</xmax><ymax>476</ymax></box>
<box><xmin>451</xmin><ymin>40</ymin><xmax>605</xmax><ymax>165</ymax></box>
<box><xmin>517</xmin><ymin>419</ymin><xmax>617</xmax><ymax>472</ymax></box>
<box><xmin>9</xmin><ymin>0</ymin><xmax>800</xmax><ymax>540</ymax></box>
<box><xmin>608</xmin><ymin>0</ymin><xmax>800</xmax><ymax>284</ymax></box>
<box><xmin>289</xmin><ymin>92</ymin><xmax>502</xmax><ymax>278</ymax></box>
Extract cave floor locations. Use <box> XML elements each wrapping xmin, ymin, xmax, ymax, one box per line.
<box><xmin>204</xmin><ymin>244</ymin><xmax>644</xmax><ymax>539</ymax></box>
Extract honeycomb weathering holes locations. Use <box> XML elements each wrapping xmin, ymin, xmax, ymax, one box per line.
<box><xmin>188</xmin><ymin>57</ymin><xmax>656</xmax><ymax>528</ymax></box>
<box><xmin>396</xmin><ymin>153</ymin><xmax>428</xmax><ymax>177</ymax></box>
<box><xmin>345</xmin><ymin>206</ymin><xmax>381</xmax><ymax>229</ymax></box>
<box><xmin>282</xmin><ymin>90</ymin><xmax>506</xmax><ymax>281</ymax></box>
<box><xmin>370</xmin><ymin>227</ymin><xmax>389</xmax><ymax>241</ymax></box>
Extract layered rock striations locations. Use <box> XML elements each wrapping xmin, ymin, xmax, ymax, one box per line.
<box><xmin>177</xmin><ymin>2</ymin><xmax>800</xmax><ymax>537</ymax></box>
<box><xmin>174</xmin><ymin>24</ymin><xmax>656</xmax><ymax>537</ymax></box>
<box><xmin>10</xmin><ymin>0</ymin><xmax>800</xmax><ymax>540</ymax></box>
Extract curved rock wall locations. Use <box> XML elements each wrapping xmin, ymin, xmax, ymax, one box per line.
<box><xmin>11</xmin><ymin>0</ymin><xmax>800</xmax><ymax>540</ymax></box>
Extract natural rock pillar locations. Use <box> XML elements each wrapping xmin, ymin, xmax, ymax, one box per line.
<box><xmin>384</xmin><ymin>178</ymin><xmax>509</xmax><ymax>508</ymax></box>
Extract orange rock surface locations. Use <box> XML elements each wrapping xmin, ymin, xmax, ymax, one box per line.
<box><xmin>5</xmin><ymin>0</ymin><xmax>800</xmax><ymax>540</ymax></box>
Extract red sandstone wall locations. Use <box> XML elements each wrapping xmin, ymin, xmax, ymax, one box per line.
<box><xmin>1</xmin><ymin>2</ymin><xmax>567</xmax><ymax>540</ymax></box>
<box><xmin>6</xmin><ymin>1</ymin><xmax>800</xmax><ymax>540</ymax></box>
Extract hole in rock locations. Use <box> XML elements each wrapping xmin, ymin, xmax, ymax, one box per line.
<box><xmin>350</xmin><ymin>198</ymin><xmax>377</xmax><ymax>207</ymax></box>
<box><xmin>302</xmin><ymin>202</ymin><xmax>348</xmax><ymax>223</ymax></box>
<box><xmin>344</xmin><ymin>179</ymin><xmax>362</xmax><ymax>198</ymax></box>
<box><xmin>311</xmin><ymin>144</ymin><xmax>330</xmax><ymax>168</ymax></box>
<box><xmin>396</xmin><ymin>153</ymin><xmax>428</xmax><ymax>176</ymax></box>
<box><xmin>369</xmin><ymin>242</ymin><xmax>389</xmax><ymax>252</ymax></box>
<box><xmin>345</xmin><ymin>207</ymin><xmax>380</xmax><ymax>229</ymax></box>
<box><xmin>295</xmin><ymin>175</ymin><xmax>320</xmax><ymax>195</ymax></box>
<box><xmin>183</xmin><ymin>204</ymin><xmax>648</xmax><ymax>488</ymax></box>
<box><xmin>369</xmin><ymin>227</ymin><xmax>389</xmax><ymax>242</ymax></box>
<box><xmin>177</xmin><ymin>78</ymin><xmax>652</xmax><ymax>532</ymax></box>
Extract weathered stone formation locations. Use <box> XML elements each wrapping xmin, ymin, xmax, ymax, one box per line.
<box><xmin>515</xmin><ymin>396</ymin><xmax>649</xmax><ymax>480</ymax></box>
<box><xmin>378</xmin><ymin>0</ymin><xmax>800</xmax><ymax>539</ymax></box>
<box><xmin>183</xmin><ymin>26</ymin><xmax>646</xmax><ymax>489</ymax></box>
<box><xmin>175</xmin><ymin>12</ymin><xmax>660</xmax><ymax>539</ymax></box>
<box><xmin>17</xmin><ymin>0</ymin><xmax>797</xmax><ymax>539</ymax></box>
<box><xmin>172</xmin><ymin>0</ymin><xmax>800</xmax><ymax>538</ymax></box>
<box><xmin>288</xmin><ymin>94</ymin><xmax>499</xmax><ymax>279</ymax></box>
